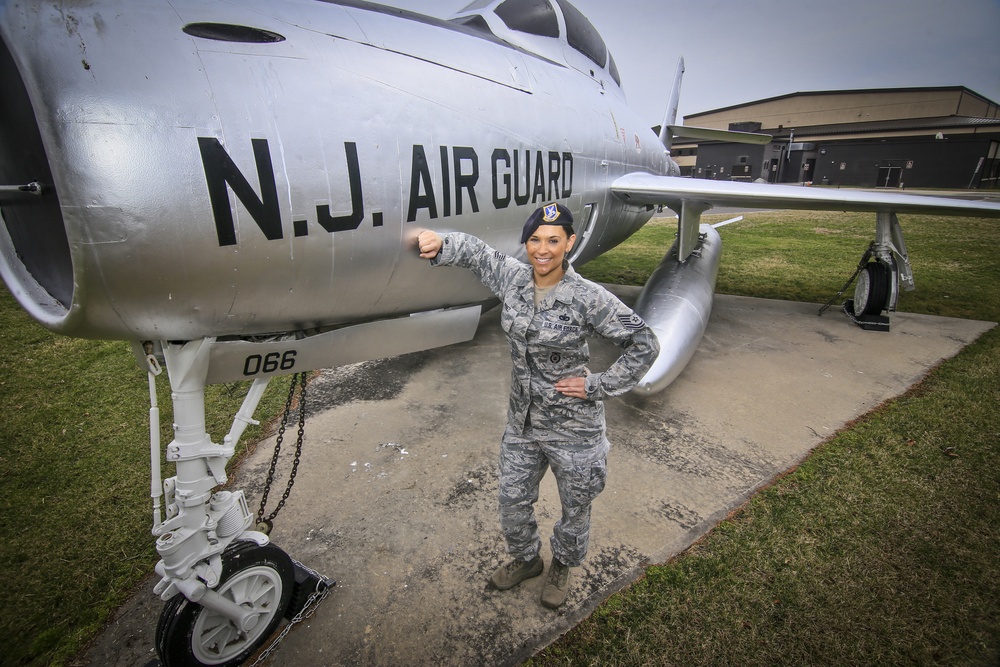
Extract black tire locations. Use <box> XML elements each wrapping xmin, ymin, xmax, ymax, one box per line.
<box><xmin>853</xmin><ymin>262</ymin><xmax>891</xmax><ymax>317</ymax></box>
<box><xmin>155</xmin><ymin>541</ymin><xmax>294</xmax><ymax>667</ymax></box>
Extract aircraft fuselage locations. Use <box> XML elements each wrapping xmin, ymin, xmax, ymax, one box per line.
<box><xmin>0</xmin><ymin>0</ymin><xmax>669</xmax><ymax>341</ymax></box>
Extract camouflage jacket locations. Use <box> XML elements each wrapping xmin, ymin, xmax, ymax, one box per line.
<box><xmin>431</xmin><ymin>232</ymin><xmax>660</xmax><ymax>441</ymax></box>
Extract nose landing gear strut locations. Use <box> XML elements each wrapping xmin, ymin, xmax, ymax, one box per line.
<box><xmin>140</xmin><ymin>339</ymin><xmax>331</xmax><ymax>667</ymax></box>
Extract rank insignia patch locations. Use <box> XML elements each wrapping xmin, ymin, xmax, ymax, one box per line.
<box><xmin>617</xmin><ymin>313</ymin><xmax>645</xmax><ymax>330</ymax></box>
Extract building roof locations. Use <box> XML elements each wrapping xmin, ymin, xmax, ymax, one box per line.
<box><xmin>762</xmin><ymin>115</ymin><xmax>1000</xmax><ymax>139</ymax></box>
<box><xmin>685</xmin><ymin>86</ymin><xmax>1000</xmax><ymax>121</ymax></box>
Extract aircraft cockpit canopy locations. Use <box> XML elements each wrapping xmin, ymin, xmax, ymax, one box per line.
<box><xmin>451</xmin><ymin>0</ymin><xmax>621</xmax><ymax>88</ymax></box>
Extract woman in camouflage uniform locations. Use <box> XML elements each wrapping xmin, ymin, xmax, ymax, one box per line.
<box><xmin>417</xmin><ymin>203</ymin><xmax>659</xmax><ymax>609</ymax></box>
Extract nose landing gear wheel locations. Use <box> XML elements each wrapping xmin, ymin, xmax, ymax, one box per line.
<box><xmin>155</xmin><ymin>541</ymin><xmax>294</xmax><ymax>667</ymax></box>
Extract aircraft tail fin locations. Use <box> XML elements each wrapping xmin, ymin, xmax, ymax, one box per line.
<box><xmin>657</xmin><ymin>57</ymin><xmax>771</xmax><ymax>148</ymax></box>
<box><xmin>657</xmin><ymin>58</ymin><xmax>685</xmax><ymax>150</ymax></box>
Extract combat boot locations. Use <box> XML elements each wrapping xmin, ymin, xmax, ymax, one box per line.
<box><xmin>490</xmin><ymin>556</ymin><xmax>543</xmax><ymax>590</ymax></box>
<box><xmin>540</xmin><ymin>559</ymin><xmax>571</xmax><ymax>608</ymax></box>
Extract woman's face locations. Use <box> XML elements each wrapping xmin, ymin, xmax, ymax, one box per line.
<box><xmin>525</xmin><ymin>224</ymin><xmax>576</xmax><ymax>283</ymax></box>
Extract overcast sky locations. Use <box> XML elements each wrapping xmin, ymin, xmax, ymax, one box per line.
<box><xmin>387</xmin><ymin>0</ymin><xmax>1000</xmax><ymax>128</ymax></box>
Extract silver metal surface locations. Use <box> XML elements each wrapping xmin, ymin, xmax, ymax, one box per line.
<box><xmin>2</xmin><ymin>0</ymin><xmax>1000</xmax><ymax>382</ymax></box>
<box><xmin>633</xmin><ymin>225</ymin><xmax>722</xmax><ymax>394</ymax></box>
<box><xmin>204</xmin><ymin>305</ymin><xmax>483</xmax><ymax>385</ymax></box>
<box><xmin>0</xmin><ymin>0</ymin><xmax>665</xmax><ymax>342</ymax></box>
<box><xmin>612</xmin><ymin>173</ymin><xmax>1000</xmax><ymax>218</ymax></box>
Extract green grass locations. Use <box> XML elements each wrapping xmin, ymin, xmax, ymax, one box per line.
<box><xmin>1</xmin><ymin>208</ymin><xmax>997</xmax><ymax>666</ymax></box>
<box><xmin>0</xmin><ymin>292</ymin><xmax>288</xmax><ymax>666</ymax></box>
<box><xmin>530</xmin><ymin>210</ymin><xmax>1000</xmax><ymax>666</ymax></box>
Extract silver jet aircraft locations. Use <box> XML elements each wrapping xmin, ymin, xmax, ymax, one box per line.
<box><xmin>2</xmin><ymin>0</ymin><xmax>999</xmax><ymax>665</ymax></box>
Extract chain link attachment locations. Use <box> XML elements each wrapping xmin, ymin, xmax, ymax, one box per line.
<box><xmin>256</xmin><ymin>372</ymin><xmax>308</xmax><ymax>534</ymax></box>
<box><xmin>247</xmin><ymin>559</ymin><xmax>332</xmax><ymax>667</ymax></box>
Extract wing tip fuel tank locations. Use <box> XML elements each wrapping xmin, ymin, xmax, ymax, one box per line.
<box><xmin>632</xmin><ymin>224</ymin><xmax>722</xmax><ymax>395</ymax></box>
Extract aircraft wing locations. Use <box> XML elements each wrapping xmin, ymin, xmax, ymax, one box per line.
<box><xmin>613</xmin><ymin>173</ymin><xmax>1000</xmax><ymax>263</ymax></box>
<box><xmin>613</xmin><ymin>173</ymin><xmax>1000</xmax><ymax>218</ymax></box>
<box><xmin>613</xmin><ymin>172</ymin><xmax>1000</xmax><ymax>395</ymax></box>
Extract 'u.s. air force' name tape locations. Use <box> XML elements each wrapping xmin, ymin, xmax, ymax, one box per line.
<box><xmin>542</xmin><ymin>321</ymin><xmax>581</xmax><ymax>334</ymax></box>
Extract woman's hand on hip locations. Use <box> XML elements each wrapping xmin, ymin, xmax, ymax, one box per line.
<box><xmin>555</xmin><ymin>376</ymin><xmax>588</xmax><ymax>399</ymax></box>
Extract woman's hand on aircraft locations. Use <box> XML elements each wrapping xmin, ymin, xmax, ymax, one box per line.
<box><xmin>417</xmin><ymin>230</ymin><xmax>443</xmax><ymax>259</ymax></box>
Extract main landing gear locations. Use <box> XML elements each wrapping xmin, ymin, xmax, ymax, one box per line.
<box><xmin>851</xmin><ymin>260</ymin><xmax>892</xmax><ymax>319</ymax></box>
<box><xmin>820</xmin><ymin>211</ymin><xmax>914</xmax><ymax>331</ymax></box>
<box><xmin>138</xmin><ymin>338</ymin><xmax>330</xmax><ymax>667</ymax></box>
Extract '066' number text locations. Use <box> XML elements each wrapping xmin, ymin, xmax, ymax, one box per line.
<box><xmin>243</xmin><ymin>350</ymin><xmax>297</xmax><ymax>376</ymax></box>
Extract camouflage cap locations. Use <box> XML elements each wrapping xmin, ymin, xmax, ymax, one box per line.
<box><xmin>520</xmin><ymin>203</ymin><xmax>574</xmax><ymax>244</ymax></box>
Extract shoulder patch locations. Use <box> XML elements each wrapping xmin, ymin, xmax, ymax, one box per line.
<box><xmin>617</xmin><ymin>313</ymin><xmax>646</xmax><ymax>330</ymax></box>
<box><xmin>494</xmin><ymin>250</ymin><xmax>507</xmax><ymax>261</ymax></box>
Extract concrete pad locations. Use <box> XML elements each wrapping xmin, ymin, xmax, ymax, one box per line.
<box><xmin>80</xmin><ymin>292</ymin><xmax>994</xmax><ymax>667</ymax></box>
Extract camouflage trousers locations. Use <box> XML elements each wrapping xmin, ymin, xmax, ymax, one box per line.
<box><xmin>498</xmin><ymin>426</ymin><xmax>609</xmax><ymax>567</ymax></box>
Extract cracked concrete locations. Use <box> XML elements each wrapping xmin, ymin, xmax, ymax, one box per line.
<box><xmin>79</xmin><ymin>290</ymin><xmax>994</xmax><ymax>667</ymax></box>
